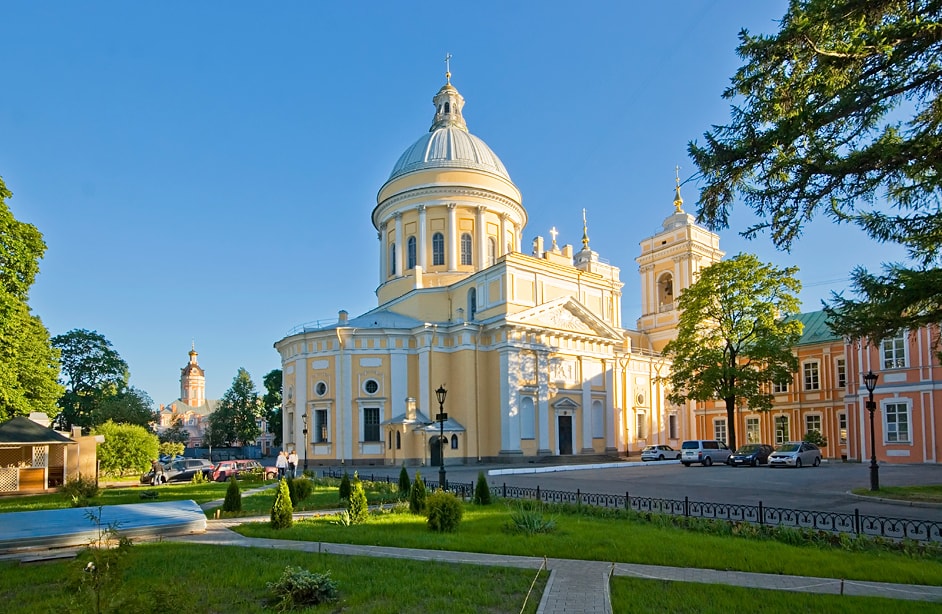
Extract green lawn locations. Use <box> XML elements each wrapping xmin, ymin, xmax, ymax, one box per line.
<box><xmin>852</xmin><ymin>485</ymin><xmax>942</xmax><ymax>503</ymax></box>
<box><xmin>0</xmin><ymin>481</ymin><xmax>233</xmax><ymax>514</ymax></box>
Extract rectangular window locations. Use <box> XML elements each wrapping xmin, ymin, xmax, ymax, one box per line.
<box><xmin>882</xmin><ymin>333</ymin><xmax>907</xmax><ymax>369</ymax></box>
<box><xmin>745</xmin><ymin>417</ymin><xmax>760</xmax><ymax>443</ymax></box>
<box><xmin>773</xmin><ymin>379</ymin><xmax>789</xmax><ymax>394</ymax></box>
<box><xmin>803</xmin><ymin>362</ymin><xmax>820</xmax><ymax>390</ymax></box>
<box><xmin>884</xmin><ymin>403</ymin><xmax>910</xmax><ymax>443</ymax></box>
<box><xmin>838</xmin><ymin>412</ymin><xmax>847</xmax><ymax>445</ymax></box>
<box><xmin>314</xmin><ymin>409</ymin><xmax>328</xmax><ymax>443</ymax></box>
<box><xmin>775</xmin><ymin>416</ymin><xmax>789</xmax><ymax>445</ymax></box>
<box><xmin>805</xmin><ymin>414</ymin><xmax>822</xmax><ymax>435</ymax></box>
<box><xmin>363</xmin><ymin>408</ymin><xmax>380</xmax><ymax>442</ymax></box>
<box><xmin>635</xmin><ymin>412</ymin><xmax>646</xmax><ymax>439</ymax></box>
<box><xmin>836</xmin><ymin>358</ymin><xmax>846</xmax><ymax>388</ymax></box>
<box><xmin>668</xmin><ymin>414</ymin><xmax>678</xmax><ymax>440</ymax></box>
<box><xmin>713</xmin><ymin>419</ymin><xmax>727</xmax><ymax>444</ymax></box>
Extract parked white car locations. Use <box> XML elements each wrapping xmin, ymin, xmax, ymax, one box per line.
<box><xmin>640</xmin><ymin>445</ymin><xmax>681</xmax><ymax>461</ymax></box>
<box><xmin>769</xmin><ymin>442</ymin><xmax>821</xmax><ymax>468</ymax></box>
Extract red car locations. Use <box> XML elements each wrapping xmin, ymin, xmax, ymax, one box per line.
<box><xmin>212</xmin><ymin>459</ymin><xmax>278</xmax><ymax>482</ymax></box>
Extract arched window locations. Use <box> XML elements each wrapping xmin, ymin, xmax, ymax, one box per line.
<box><xmin>460</xmin><ymin>233</ymin><xmax>472</xmax><ymax>265</ymax></box>
<box><xmin>659</xmin><ymin>273</ymin><xmax>673</xmax><ymax>305</ymax></box>
<box><xmin>396</xmin><ymin>431</ymin><xmax>401</xmax><ymax>449</ymax></box>
<box><xmin>487</xmin><ymin>237</ymin><xmax>496</xmax><ymax>266</ymax></box>
<box><xmin>407</xmin><ymin>236</ymin><xmax>416</xmax><ymax>270</ymax></box>
<box><xmin>444</xmin><ymin>102</ymin><xmax>450</xmax><ymax>113</ymax></box>
<box><xmin>450</xmin><ymin>434</ymin><xmax>458</xmax><ymax>449</ymax></box>
<box><xmin>432</xmin><ymin>232</ymin><xmax>445</xmax><ymax>266</ymax></box>
<box><xmin>389</xmin><ymin>243</ymin><xmax>396</xmax><ymax>276</ymax></box>
<box><xmin>468</xmin><ymin>287</ymin><xmax>477</xmax><ymax>320</ymax></box>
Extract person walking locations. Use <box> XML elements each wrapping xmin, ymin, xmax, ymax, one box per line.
<box><xmin>288</xmin><ymin>449</ymin><xmax>298</xmax><ymax>478</ymax></box>
<box><xmin>150</xmin><ymin>459</ymin><xmax>164</xmax><ymax>486</ymax></box>
<box><xmin>276</xmin><ymin>450</ymin><xmax>288</xmax><ymax>479</ymax></box>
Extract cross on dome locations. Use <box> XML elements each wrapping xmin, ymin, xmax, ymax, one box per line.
<box><xmin>549</xmin><ymin>226</ymin><xmax>559</xmax><ymax>248</ymax></box>
<box><xmin>445</xmin><ymin>52</ymin><xmax>452</xmax><ymax>84</ymax></box>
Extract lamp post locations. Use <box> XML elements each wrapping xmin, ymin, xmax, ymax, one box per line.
<box><xmin>435</xmin><ymin>385</ymin><xmax>448</xmax><ymax>489</ymax></box>
<box><xmin>301</xmin><ymin>413</ymin><xmax>308</xmax><ymax>473</ymax></box>
<box><xmin>863</xmin><ymin>370</ymin><xmax>879</xmax><ymax>491</ymax></box>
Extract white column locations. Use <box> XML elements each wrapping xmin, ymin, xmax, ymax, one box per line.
<box><xmin>394</xmin><ymin>212</ymin><xmax>403</xmax><ymax>277</ymax></box>
<box><xmin>447</xmin><ymin>204</ymin><xmax>457</xmax><ymax>271</ymax></box>
<box><xmin>537</xmin><ymin>351</ymin><xmax>551</xmax><ymax>454</ymax></box>
<box><xmin>605</xmin><ymin>359</ymin><xmax>616</xmax><ymax>451</ymax></box>
<box><xmin>499</xmin><ymin>350</ymin><xmax>521</xmax><ymax>452</ymax></box>
<box><xmin>418</xmin><ymin>205</ymin><xmax>428</xmax><ymax>270</ymax></box>
<box><xmin>500</xmin><ymin>214</ymin><xmax>508</xmax><ymax>255</ymax></box>
<box><xmin>581</xmin><ymin>359</ymin><xmax>593</xmax><ymax>453</ymax></box>
<box><xmin>476</xmin><ymin>206</ymin><xmax>486</xmax><ymax>271</ymax></box>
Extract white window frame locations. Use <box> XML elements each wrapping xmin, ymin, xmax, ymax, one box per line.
<box><xmin>838</xmin><ymin>412</ymin><xmax>847</xmax><ymax>445</ymax></box>
<box><xmin>362</xmin><ymin>407</ymin><xmax>381</xmax><ymax>442</ymax></box>
<box><xmin>406</xmin><ymin>236</ymin><xmax>416</xmax><ymax>270</ymax></box>
<box><xmin>775</xmin><ymin>415</ymin><xmax>789</xmax><ymax>445</ymax></box>
<box><xmin>803</xmin><ymin>361</ymin><xmax>820</xmax><ymax>391</ymax></box>
<box><xmin>805</xmin><ymin>413</ymin><xmax>822</xmax><ymax>436</ymax></box>
<box><xmin>745</xmin><ymin>417</ymin><xmax>760</xmax><ymax>443</ymax></box>
<box><xmin>460</xmin><ymin>233</ymin><xmax>473</xmax><ymax>266</ymax></box>
<box><xmin>432</xmin><ymin>232</ymin><xmax>445</xmax><ymax>266</ymax></box>
<box><xmin>883</xmin><ymin>401</ymin><xmax>911</xmax><ymax>443</ymax></box>
<box><xmin>836</xmin><ymin>358</ymin><xmax>846</xmax><ymax>388</ymax></box>
<box><xmin>882</xmin><ymin>332</ymin><xmax>908</xmax><ymax>369</ymax></box>
<box><xmin>773</xmin><ymin>379</ymin><xmax>789</xmax><ymax>394</ymax></box>
<box><xmin>314</xmin><ymin>408</ymin><xmax>328</xmax><ymax>443</ymax></box>
<box><xmin>713</xmin><ymin>418</ymin><xmax>727</xmax><ymax>444</ymax></box>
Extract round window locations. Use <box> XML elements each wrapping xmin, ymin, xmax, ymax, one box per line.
<box><xmin>315</xmin><ymin>381</ymin><xmax>327</xmax><ymax>396</ymax></box>
<box><xmin>364</xmin><ymin>379</ymin><xmax>379</xmax><ymax>394</ymax></box>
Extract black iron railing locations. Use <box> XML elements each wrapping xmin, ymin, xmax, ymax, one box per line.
<box><xmin>321</xmin><ymin>469</ymin><xmax>942</xmax><ymax>543</ymax></box>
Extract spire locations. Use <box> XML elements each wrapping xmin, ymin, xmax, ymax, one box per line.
<box><xmin>581</xmin><ymin>208</ymin><xmax>590</xmax><ymax>250</ymax></box>
<box><xmin>673</xmin><ymin>166</ymin><xmax>684</xmax><ymax>213</ymax></box>
<box><xmin>430</xmin><ymin>54</ymin><xmax>468</xmax><ymax>132</ymax></box>
<box><xmin>188</xmin><ymin>342</ymin><xmax>198</xmax><ymax>363</ymax></box>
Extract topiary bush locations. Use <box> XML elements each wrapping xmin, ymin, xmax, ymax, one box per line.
<box><xmin>267</xmin><ymin>565</ymin><xmax>338</xmax><ymax>611</ymax></box>
<box><xmin>347</xmin><ymin>476</ymin><xmax>369</xmax><ymax>524</ymax></box>
<box><xmin>397</xmin><ymin>464</ymin><xmax>411</xmax><ymax>500</ymax></box>
<box><xmin>338</xmin><ymin>471</ymin><xmax>351</xmax><ymax>502</ymax></box>
<box><xmin>270</xmin><ymin>479</ymin><xmax>294</xmax><ymax>529</ymax></box>
<box><xmin>425</xmin><ymin>490</ymin><xmax>463</xmax><ymax>532</ymax></box>
<box><xmin>409</xmin><ymin>471</ymin><xmax>427</xmax><ymax>514</ymax></box>
<box><xmin>472</xmin><ymin>471</ymin><xmax>491</xmax><ymax>505</ymax></box>
<box><xmin>222</xmin><ymin>476</ymin><xmax>241</xmax><ymax>512</ymax></box>
<box><xmin>286</xmin><ymin>476</ymin><xmax>314</xmax><ymax>506</ymax></box>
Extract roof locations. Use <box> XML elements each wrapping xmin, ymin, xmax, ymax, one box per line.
<box><xmin>0</xmin><ymin>416</ymin><xmax>75</xmax><ymax>445</ymax></box>
<box><xmin>311</xmin><ymin>308</ymin><xmax>427</xmax><ymax>332</ymax></box>
<box><xmin>388</xmin><ymin>127</ymin><xmax>511</xmax><ymax>182</ymax></box>
<box><xmin>790</xmin><ymin>310</ymin><xmax>841</xmax><ymax>345</ymax></box>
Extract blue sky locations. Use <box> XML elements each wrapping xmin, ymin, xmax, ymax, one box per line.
<box><xmin>1</xmin><ymin>1</ymin><xmax>908</xmax><ymax>406</ymax></box>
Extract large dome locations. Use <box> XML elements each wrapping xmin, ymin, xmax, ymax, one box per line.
<box><xmin>386</xmin><ymin>81</ymin><xmax>512</xmax><ymax>184</ymax></box>
<box><xmin>388</xmin><ymin>127</ymin><xmax>511</xmax><ymax>182</ymax></box>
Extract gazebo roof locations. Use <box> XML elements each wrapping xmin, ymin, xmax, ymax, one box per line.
<box><xmin>0</xmin><ymin>416</ymin><xmax>75</xmax><ymax>445</ymax></box>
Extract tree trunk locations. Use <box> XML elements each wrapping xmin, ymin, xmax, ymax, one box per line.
<box><xmin>724</xmin><ymin>396</ymin><xmax>737</xmax><ymax>451</ymax></box>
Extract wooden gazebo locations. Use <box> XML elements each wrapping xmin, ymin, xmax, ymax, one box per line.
<box><xmin>0</xmin><ymin>415</ymin><xmax>79</xmax><ymax>493</ymax></box>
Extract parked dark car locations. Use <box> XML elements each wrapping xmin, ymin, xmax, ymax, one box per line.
<box><xmin>141</xmin><ymin>458</ymin><xmax>214</xmax><ymax>484</ymax></box>
<box><xmin>729</xmin><ymin>443</ymin><xmax>774</xmax><ymax>467</ymax></box>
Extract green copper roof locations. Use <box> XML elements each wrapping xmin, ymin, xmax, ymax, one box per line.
<box><xmin>790</xmin><ymin>310</ymin><xmax>841</xmax><ymax>345</ymax></box>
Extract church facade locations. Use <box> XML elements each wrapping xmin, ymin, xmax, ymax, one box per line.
<box><xmin>274</xmin><ymin>72</ymin><xmax>724</xmax><ymax>467</ymax></box>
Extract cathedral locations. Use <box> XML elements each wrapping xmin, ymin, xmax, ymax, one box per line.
<box><xmin>273</xmin><ymin>68</ymin><xmax>725</xmax><ymax>467</ymax></box>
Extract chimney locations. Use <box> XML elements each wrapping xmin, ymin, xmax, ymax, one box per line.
<box><xmin>338</xmin><ymin>310</ymin><xmax>348</xmax><ymax>323</ymax></box>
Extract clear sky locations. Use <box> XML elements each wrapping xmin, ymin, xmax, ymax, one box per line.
<box><xmin>1</xmin><ymin>1</ymin><xmax>909</xmax><ymax>407</ymax></box>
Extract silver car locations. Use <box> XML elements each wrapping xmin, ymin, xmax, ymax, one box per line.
<box><xmin>768</xmin><ymin>442</ymin><xmax>821</xmax><ymax>468</ymax></box>
<box><xmin>640</xmin><ymin>445</ymin><xmax>681</xmax><ymax>461</ymax></box>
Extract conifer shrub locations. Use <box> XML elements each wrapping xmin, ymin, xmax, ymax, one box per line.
<box><xmin>425</xmin><ymin>490</ymin><xmax>463</xmax><ymax>532</ymax></box>
<box><xmin>408</xmin><ymin>471</ymin><xmax>427</xmax><ymax>514</ymax></box>
<box><xmin>286</xmin><ymin>477</ymin><xmax>314</xmax><ymax>507</ymax></box>
<box><xmin>397</xmin><ymin>464</ymin><xmax>411</xmax><ymax>500</ymax></box>
<box><xmin>472</xmin><ymin>471</ymin><xmax>491</xmax><ymax>505</ymax></box>
<box><xmin>222</xmin><ymin>476</ymin><xmax>242</xmax><ymax>512</ymax></box>
<box><xmin>347</xmin><ymin>476</ymin><xmax>369</xmax><ymax>524</ymax></box>
<box><xmin>338</xmin><ymin>471</ymin><xmax>351</xmax><ymax>502</ymax></box>
<box><xmin>270</xmin><ymin>479</ymin><xmax>294</xmax><ymax>529</ymax></box>
<box><xmin>267</xmin><ymin>565</ymin><xmax>338</xmax><ymax>611</ymax></box>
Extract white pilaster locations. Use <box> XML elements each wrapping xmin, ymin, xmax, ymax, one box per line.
<box><xmin>476</xmin><ymin>206</ymin><xmax>486</xmax><ymax>271</ymax></box>
<box><xmin>418</xmin><ymin>205</ymin><xmax>428</xmax><ymax>270</ymax></box>
<box><xmin>500</xmin><ymin>214</ymin><xmax>508</xmax><ymax>255</ymax></box>
<box><xmin>537</xmin><ymin>351</ymin><xmax>550</xmax><ymax>453</ymax></box>
<box><xmin>447</xmin><ymin>203</ymin><xmax>457</xmax><ymax>271</ymax></box>
<box><xmin>581</xmin><ymin>361</ymin><xmax>593</xmax><ymax>452</ymax></box>
<box><xmin>394</xmin><ymin>212</ymin><xmax>403</xmax><ymax>277</ymax></box>
<box><xmin>605</xmin><ymin>360</ymin><xmax>616</xmax><ymax>451</ymax></box>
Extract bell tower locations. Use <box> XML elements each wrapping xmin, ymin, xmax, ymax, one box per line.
<box><xmin>636</xmin><ymin>170</ymin><xmax>724</xmax><ymax>352</ymax></box>
<box><xmin>180</xmin><ymin>343</ymin><xmax>206</xmax><ymax>407</ymax></box>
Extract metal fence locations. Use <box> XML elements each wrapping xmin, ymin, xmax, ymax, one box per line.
<box><xmin>322</xmin><ymin>469</ymin><xmax>942</xmax><ymax>544</ymax></box>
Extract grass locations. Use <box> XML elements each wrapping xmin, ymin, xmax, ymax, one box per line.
<box><xmin>852</xmin><ymin>485</ymin><xmax>942</xmax><ymax>503</ymax></box>
<box><xmin>0</xmin><ymin>542</ymin><xmax>546</xmax><ymax>613</ymax></box>
<box><xmin>610</xmin><ymin>577</ymin><xmax>941</xmax><ymax>613</ymax></box>
<box><xmin>234</xmin><ymin>502</ymin><xmax>942</xmax><ymax>586</ymax></box>
<box><xmin>0</xmin><ymin>481</ymin><xmax>233</xmax><ymax>514</ymax></box>
<box><xmin>222</xmin><ymin>479</ymin><xmax>400</xmax><ymax>517</ymax></box>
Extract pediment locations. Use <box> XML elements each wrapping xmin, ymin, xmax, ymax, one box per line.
<box><xmin>508</xmin><ymin>297</ymin><xmax>622</xmax><ymax>340</ymax></box>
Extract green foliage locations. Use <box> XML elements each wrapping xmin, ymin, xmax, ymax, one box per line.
<box><xmin>397</xmin><ymin>464</ymin><xmax>411</xmax><ymax>499</ymax></box>
<box><xmin>60</xmin><ymin>475</ymin><xmax>101</xmax><ymax>507</ymax></box>
<box><xmin>662</xmin><ymin>254</ymin><xmax>802</xmax><ymax>451</ymax></box>
<box><xmin>803</xmin><ymin>429</ymin><xmax>828</xmax><ymax>448</ymax></box>
<box><xmin>92</xmin><ymin>386</ymin><xmax>155</xmax><ymax>428</ymax></box>
<box><xmin>286</xmin><ymin>477</ymin><xmax>313</xmax><ymax>506</ymax></box>
<box><xmin>347</xmin><ymin>476</ymin><xmax>369</xmax><ymax>524</ymax></box>
<box><xmin>222</xmin><ymin>477</ymin><xmax>242</xmax><ymax>512</ymax></box>
<box><xmin>505</xmin><ymin>500</ymin><xmax>556</xmax><ymax>535</ymax></box>
<box><xmin>208</xmin><ymin>368</ymin><xmax>262</xmax><ymax>446</ymax></box>
<box><xmin>266</xmin><ymin>565</ymin><xmax>338</xmax><ymax>611</ymax></box>
<box><xmin>0</xmin><ymin>175</ymin><xmax>63</xmax><ymax>423</ymax></box>
<box><xmin>689</xmin><ymin>1</ymin><xmax>942</xmax><ymax>355</ymax></box>
<box><xmin>262</xmin><ymin>369</ymin><xmax>283</xmax><ymax>447</ymax></box>
<box><xmin>94</xmin><ymin>421</ymin><xmax>159</xmax><ymax>477</ymax></box>
<box><xmin>338</xmin><ymin>471</ymin><xmax>351</xmax><ymax>501</ymax></box>
<box><xmin>408</xmin><ymin>470</ymin><xmax>427</xmax><ymax>514</ymax></box>
<box><xmin>52</xmin><ymin>328</ymin><xmax>130</xmax><ymax>430</ymax></box>
<box><xmin>270</xmin><ymin>479</ymin><xmax>294</xmax><ymax>529</ymax></box>
<box><xmin>190</xmin><ymin>468</ymin><xmax>208</xmax><ymax>484</ymax></box>
<box><xmin>473</xmin><ymin>471</ymin><xmax>491</xmax><ymax>505</ymax></box>
<box><xmin>158</xmin><ymin>442</ymin><xmax>184</xmax><ymax>458</ymax></box>
<box><xmin>425</xmin><ymin>490</ymin><xmax>463</xmax><ymax>533</ymax></box>
<box><xmin>68</xmin><ymin>506</ymin><xmax>132</xmax><ymax>614</ymax></box>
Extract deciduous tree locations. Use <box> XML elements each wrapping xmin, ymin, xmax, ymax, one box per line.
<box><xmin>94</xmin><ymin>420</ymin><xmax>159</xmax><ymax>477</ymax></box>
<box><xmin>689</xmin><ymin>0</ymin><xmax>942</xmax><ymax>351</ymax></box>
<box><xmin>209</xmin><ymin>368</ymin><xmax>261</xmax><ymax>446</ymax></box>
<box><xmin>662</xmin><ymin>254</ymin><xmax>803</xmax><ymax>451</ymax></box>
<box><xmin>262</xmin><ymin>369</ymin><xmax>283</xmax><ymax>447</ymax></box>
<box><xmin>93</xmin><ymin>386</ymin><xmax>155</xmax><ymax>429</ymax></box>
<box><xmin>52</xmin><ymin>329</ymin><xmax>129</xmax><ymax>429</ymax></box>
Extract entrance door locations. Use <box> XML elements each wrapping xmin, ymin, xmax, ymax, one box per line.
<box><xmin>558</xmin><ymin>416</ymin><xmax>573</xmax><ymax>455</ymax></box>
<box><xmin>430</xmin><ymin>436</ymin><xmax>443</xmax><ymax>466</ymax></box>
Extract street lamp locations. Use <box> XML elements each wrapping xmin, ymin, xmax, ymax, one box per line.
<box><xmin>863</xmin><ymin>370</ymin><xmax>880</xmax><ymax>491</ymax></box>
<box><xmin>301</xmin><ymin>413</ymin><xmax>308</xmax><ymax>473</ymax></box>
<box><xmin>435</xmin><ymin>385</ymin><xmax>448</xmax><ymax>489</ymax></box>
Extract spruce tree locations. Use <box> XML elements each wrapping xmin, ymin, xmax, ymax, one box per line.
<box><xmin>472</xmin><ymin>471</ymin><xmax>491</xmax><ymax>505</ymax></box>
<box><xmin>397</xmin><ymin>464</ymin><xmax>411</xmax><ymax>500</ymax></box>
<box><xmin>409</xmin><ymin>470</ymin><xmax>427</xmax><ymax>515</ymax></box>
<box><xmin>270</xmin><ymin>478</ymin><xmax>293</xmax><ymax>529</ymax></box>
<box><xmin>338</xmin><ymin>471</ymin><xmax>351</xmax><ymax>502</ymax></box>
<box><xmin>222</xmin><ymin>476</ymin><xmax>241</xmax><ymax>512</ymax></box>
<box><xmin>348</xmin><ymin>476</ymin><xmax>369</xmax><ymax>524</ymax></box>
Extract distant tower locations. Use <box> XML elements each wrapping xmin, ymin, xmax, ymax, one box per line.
<box><xmin>636</xmin><ymin>169</ymin><xmax>724</xmax><ymax>352</ymax></box>
<box><xmin>180</xmin><ymin>343</ymin><xmax>205</xmax><ymax>407</ymax></box>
